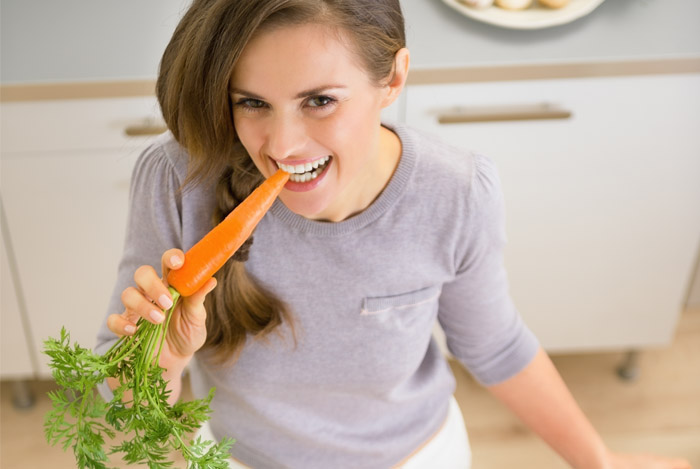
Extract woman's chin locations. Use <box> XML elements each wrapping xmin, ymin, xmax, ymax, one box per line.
<box><xmin>280</xmin><ymin>195</ymin><xmax>331</xmax><ymax>221</ymax></box>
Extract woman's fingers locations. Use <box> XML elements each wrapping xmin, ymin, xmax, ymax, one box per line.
<box><xmin>609</xmin><ymin>452</ymin><xmax>692</xmax><ymax>469</ymax></box>
<box><xmin>161</xmin><ymin>248</ymin><xmax>185</xmax><ymax>281</ymax></box>
<box><xmin>107</xmin><ymin>312</ymin><xmax>138</xmax><ymax>336</ymax></box>
<box><xmin>122</xmin><ymin>284</ymin><xmax>167</xmax><ymax>325</ymax></box>
<box><xmin>133</xmin><ymin>265</ymin><xmax>173</xmax><ymax>311</ymax></box>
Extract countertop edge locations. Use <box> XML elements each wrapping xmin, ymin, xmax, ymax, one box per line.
<box><xmin>407</xmin><ymin>56</ymin><xmax>700</xmax><ymax>85</ymax></box>
<box><xmin>0</xmin><ymin>80</ymin><xmax>157</xmax><ymax>103</ymax></box>
<box><xmin>2</xmin><ymin>57</ymin><xmax>699</xmax><ymax>102</ymax></box>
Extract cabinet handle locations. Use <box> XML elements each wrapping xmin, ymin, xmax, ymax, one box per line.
<box><xmin>124</xmin><ymin>124</ymin><xmax>168</xmax><ymax>137</ymax></box>
<box><xmin>437</xmin><ymin>103</ymin><xmax>571</xmax><ymax>124</ymax></box>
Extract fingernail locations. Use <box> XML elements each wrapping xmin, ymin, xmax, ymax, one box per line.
<box><xmin>158</xmin><ymin>294</ymin><xmax>173</xmax><ymax>309</ymax></box>
<box><xmin>170</xmin><ymin>255</ymin><xmax>182</xmax><ymax>267</ymax></box>
<box><xmin>124</xmin><ymin>324</ymin><xmax>136</xmax><ymax>334</ymax></box>
<box><xmin>150</xmin><ymin>310</ymin><xmax>165</xmax><ymax>323</ymax></box>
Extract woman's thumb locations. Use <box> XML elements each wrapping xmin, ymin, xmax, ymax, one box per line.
<box><xmin>185</xmin><ymin>277</ymin><xmax>218</xmax><ymax>306</ymax></box>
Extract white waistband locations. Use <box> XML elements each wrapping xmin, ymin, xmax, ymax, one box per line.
<box><xmin>196</xmin><ymin>395</ymin><xmax>471</xmax><ymax>469</ymax></box>
<box><xmin>397</xmin><ymin>395</ymin><xmax>471</xmax><ymax>469</ymax></box>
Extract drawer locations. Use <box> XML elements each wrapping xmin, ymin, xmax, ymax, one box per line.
<box><xmin>0</xmin><ymin>96</ymin><xmax>165</xmax><ymax>155</ymax></box>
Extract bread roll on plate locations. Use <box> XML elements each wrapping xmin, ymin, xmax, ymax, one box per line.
<box><xmin>495</xmin><ymin>0</ymin><xmax>533</xmax><ymax>10</ymax></box>
<box><xmin>539</xmin><ymin>0</ymin><xmax>570</xmax><ymax>8</ymax></box>
<box><xmin>460</xmin><ymin>0</ymin><xmax>495</xmax><ymax>8</ymax></box>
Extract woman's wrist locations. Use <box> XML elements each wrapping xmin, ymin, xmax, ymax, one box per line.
<box><xmin>159</xmin><ymin>341</ymin><xmax>193</xmax><ymax>377</ymax></box>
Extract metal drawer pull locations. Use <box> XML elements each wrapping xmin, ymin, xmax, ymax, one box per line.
<box><xmin>124</xmin><ymin>124</ymin><xmax>168</xmax><ymax>136</ymax></box>
<box><xmin>437</xmin><ymin>103</ymin><xmax>571</xmax><ymax>124</ymax></box>
<box><xmin>124</xmin><ymin>117</ymin><xmax>168</xmax><ymax>137</ymax></box>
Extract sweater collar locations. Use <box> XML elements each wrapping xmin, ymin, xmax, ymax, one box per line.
<box><xmin>268</xmin><ymin>122</ymin><xmax>416</xmax><ymax>236</ymax></box>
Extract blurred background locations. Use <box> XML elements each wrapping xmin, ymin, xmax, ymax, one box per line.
<box><xmin>1</xmin><ymin>0</ymin><xmax>699</xmax><ymax>467</ymax></box>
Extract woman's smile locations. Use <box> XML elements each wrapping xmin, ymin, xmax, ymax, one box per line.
<box><xmin>275</xmin><ymin>155</ymin><xmax>333</xmax><ymax>191</ymax></box>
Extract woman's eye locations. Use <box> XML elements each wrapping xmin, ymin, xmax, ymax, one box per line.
<box><xmin>307</xmin><ymin>96</ymin><xmax>336</xmax><ymax>108</ymax></box>
<box><xmin>235</xmin><ymin>98</ymin><xmax>267</xmax><ymax>110</ymax></box>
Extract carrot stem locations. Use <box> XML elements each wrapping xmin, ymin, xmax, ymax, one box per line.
<box><xmin>155</xmin><ymin>287</ymin><xmax>180</xmax><ymax>366</ymax></box>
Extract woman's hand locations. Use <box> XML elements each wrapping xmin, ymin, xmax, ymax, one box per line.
<box><xmin>107</xmin><ymin>248</ymin><xmax>217</xmax><ymax>364</ymax></box>
<box><xmin>606</xmin><ymin>451</ymin><xmax>692</xmax><ymax>469</ymax></box>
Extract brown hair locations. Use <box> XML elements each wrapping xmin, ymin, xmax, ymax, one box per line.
<box><xmin>156</xmin><ymin>0</ymin><xmax>406</xmax><ymax>363</ymax></box>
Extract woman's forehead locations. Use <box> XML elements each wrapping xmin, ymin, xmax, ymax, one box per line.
<box><xmin>230</xmin><ymin>23</ymin><xmax>369</xmax><ymax>91</ymax></box>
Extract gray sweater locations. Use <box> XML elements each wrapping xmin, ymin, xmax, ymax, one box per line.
<box><xmin>96</xmin><ymin>122</ymin><xmax>539</xmax><ymax>468</ymax></box>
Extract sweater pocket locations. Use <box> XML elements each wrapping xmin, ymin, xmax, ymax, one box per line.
<box><xmin>356</xmin><ymin>286</ymin><xmax>443</xmax><ymax>385</ymax></box>
<box><xmin>361</xmin><ymin>286</ymin><xmax>441</xmax><ymax>315</ymax></box>
<box><xmin>360</xmin><ymin>285</ymin><xmax>441</xmax><ymax>332</ymax></box>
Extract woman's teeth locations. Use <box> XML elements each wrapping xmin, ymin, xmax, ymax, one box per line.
<box><xmin>277</xmin><ymin>156</ymin><xmax>330</xmax><ymax>183</ymax></box>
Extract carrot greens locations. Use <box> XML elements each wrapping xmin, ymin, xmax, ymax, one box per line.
<box><xmin>43</xmin><ymin>287</ymin><xmax>234</xmax><ymax>468</ymax></box>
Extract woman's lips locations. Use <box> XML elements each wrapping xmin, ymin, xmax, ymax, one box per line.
<box><xmin>281</xmin><ymin>156</ymin><xmax>332</xmax><ymax>192</ymax></box>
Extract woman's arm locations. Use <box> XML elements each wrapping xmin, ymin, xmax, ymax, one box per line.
<box><xmin>486</xmin><ymin>347</ymin><xmax>691</xmax><ymax>469</ymax></box>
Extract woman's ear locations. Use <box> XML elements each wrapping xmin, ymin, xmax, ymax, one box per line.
<box><xmin>381</xmin><ymin>48</ymin><xmax>410</xmax><ymax>108</ymax></box>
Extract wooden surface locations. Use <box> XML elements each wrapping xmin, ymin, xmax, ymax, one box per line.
<box><xmin>1</xmin><ymin>307</ymin><xmax>698</xmax><ymax>468</ymax></box>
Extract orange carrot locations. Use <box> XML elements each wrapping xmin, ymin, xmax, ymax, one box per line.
<box><xmin>167</xmin><ymin>169</ymin><xmax>289</xmax><ymax>296</ymax></box>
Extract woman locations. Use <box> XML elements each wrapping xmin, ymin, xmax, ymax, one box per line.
<box><xmin>98</xmin><ymin>1</ymin><xmax>691</xmax><ymax>468</ymax></box>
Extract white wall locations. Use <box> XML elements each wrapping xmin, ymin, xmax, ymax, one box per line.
<box><xmin>3</xmin><ymin>0</ymin><xmax>700</xmax><ymax>84</ymax></box>
<box><xmin>0</xmin><ymin>0</ymin><xmax>189</xmax><ymax>83</ymax></box>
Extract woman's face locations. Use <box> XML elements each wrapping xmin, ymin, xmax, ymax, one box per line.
<box><xmin>230</xmin><ymin>23</ymin><xmax>402</xmax><ymax>222</ymax></box>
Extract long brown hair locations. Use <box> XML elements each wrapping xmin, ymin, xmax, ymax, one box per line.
<box><xmin>156</xmin><ymin>0</ymin><xmax>406</xmax><ymax>364</ymax></box>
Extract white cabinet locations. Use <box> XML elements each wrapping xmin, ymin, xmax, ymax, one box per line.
<box><xmin>406</xmin><ymin>73</ymin><xmax>700</xmax><ymax>352</ymax></box>
<box><xmin>0</xmin><ymin>97</ymin><xmax>163</xmax><ymax>377</ymax></box>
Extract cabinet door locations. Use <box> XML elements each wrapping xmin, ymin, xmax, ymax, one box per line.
<box><xmin>0</xmin><ymin>208</ymin><xmax>36</xmax><ymax>379</ymax></box>
<box><xmin>0</xmin><ymin>97</ymin><xmax>162</xmax><ymax>377</ymax></box>
<box><xmin>406</xmin><ymin>74</ymin><xmax>700</xmax><ymax>352</ymax></box>
<box><xmin>1</xmin><ymin>149</ymin><xmax>141</xmax><ymax>377</ymax></box>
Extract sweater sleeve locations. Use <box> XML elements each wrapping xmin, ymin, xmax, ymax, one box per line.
<box><xmin>437</xmin><ymin>153</ymin><xmax>540</xmax><ymax>386</ymax></box>
<box><xmin>94</xmin><ymin>140</ymin><xmax>184</xmax><ymax>357</ymax></box>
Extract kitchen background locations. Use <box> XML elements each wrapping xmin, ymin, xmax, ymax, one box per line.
<box><xmin>1</xmin><ymin>0</ymin><xmax>699</xmax><ymax>467</ymax></box>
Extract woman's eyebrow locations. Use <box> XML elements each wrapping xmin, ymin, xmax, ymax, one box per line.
<box><xmin>230</xmin><ymin>85</ymin><xmax>346</xmax><ymax>100</ymax></box>
<box><xmin>230</xmin><ymin>88</ymin><xmax>264</xmax><ymax>99</ymax></box>
<box><xmin>293</xmin><ymin>85</ymin><xmax>346</xmax><ymax>99</ymax></box>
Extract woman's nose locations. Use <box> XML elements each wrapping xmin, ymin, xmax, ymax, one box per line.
<box><xmin>264</xmin><ymin>115</ymin><xmax>306</xmax><ymax>161</ymax></box>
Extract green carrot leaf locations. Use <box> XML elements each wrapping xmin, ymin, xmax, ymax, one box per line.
<box><xmin>43</xmin><ymin>291</ymin><xmax>234</xmax><ymax>468</ymax></box>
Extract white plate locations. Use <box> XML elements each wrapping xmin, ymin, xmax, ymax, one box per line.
<box><xmin>441</xmin><ymin>0</ymin><xmax>606</xmax><ymax>30</ymax></box>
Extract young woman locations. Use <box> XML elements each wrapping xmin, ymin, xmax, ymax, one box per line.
<box><xmin>98</xmin><ymin>1</ymin><xmax>691</xmax><ymax>468</ymax></box>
